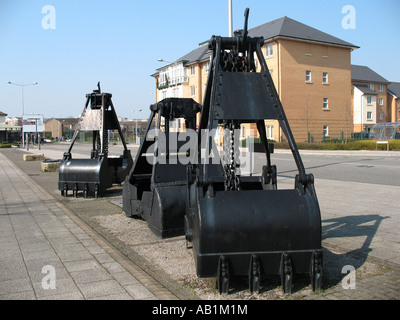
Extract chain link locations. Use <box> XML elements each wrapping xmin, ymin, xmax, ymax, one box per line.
<box><xmin>223</xmin><ymin>121</ymin><xmax>241</xmax><ymax>191</ymax></box>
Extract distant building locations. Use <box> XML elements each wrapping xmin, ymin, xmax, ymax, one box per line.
<box><xmin>5</xmin><ymin>117</ymin><xmax>21</xmax><ymax>126</ymax></box>
<box><xmin>387</xmin><ymin>82</ymin><xmax>400</xmax><ymax>123</ymax></box>
<box><xmin>351</xmin><ymin>65</ymin><xmax>390</xmax><ymax>135</ymax></box>
<box><xmin>0</xmin><ymin>111</ymin><xmax>7</xmax><ymax>124</ymax></box>
<box><xmin>44</xmin><ymin>118</ymin><xmax>79</xmax><ymax>139</ymax></box>
<box><xmin>0</xmin><ymin>111</ymin><xmax>22</xmax><ymax>143</ymax></box>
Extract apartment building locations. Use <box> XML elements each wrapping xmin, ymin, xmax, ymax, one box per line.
<box><xmin>351</xmin><ymin>65</ymin><xmax>390</xmax><ymax>134</ymax></box>
<box><xmin>388</xmin><ymin>82</ymin><xmax>400</xmax><ymax>123</ymax></box>
<box><xmin>153</xmin><ymin>16</ymin><xmax>358</xmax><ymax>142</ymax></box>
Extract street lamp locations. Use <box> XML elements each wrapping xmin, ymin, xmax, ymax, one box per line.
<box><xmin>157</xmin><ymin>58</ymin><xmax>173</xmax><ymax>64</ymax></box>
<box><xmin>7</xmin><ymin>81</ymin><xmax>38</xmax><ymax>147</ymax></box>
<box><xmin>228</xmin><ymin>0</ymin><xmax>233</xmax><ymax>37</ymax></box>
<box><xmin>134</xmin><ymin>109</ymin><xmax>142</xmax><ymax>144</ymax></box>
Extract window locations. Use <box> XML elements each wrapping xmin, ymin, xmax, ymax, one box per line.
<box><xmin>379</xmin><ymin>98</ymin><xmax>383</xmax><ymax>105</ymax></box>
<box><xmin>204</xmin><ymin>61</ymin><xmax>210</xmax><ymax>73</ymax></box>
<box><xmin>190</xmin><ymin>85</ymin><xmax>195</xmax><ymax>96</ymax></box>
<box><xmin>266</xmin><ymin>125</ymin><xmax>274</xmax><ymax>140</ymax></box>
<box><xmin>367</xmin><ymin>96</ymin><xmax>372</xmax><ymax>104</ymax></box>
<box><xmin>367</xmin><ymin>111</ymin><xmax>372</xmax><ymax>120</ymax></box>
<box><xmin>379</xmin><ymin>84</ymin><xmax>383</xmax><ymax>91</ymax></box>
<box><xmin>190</xmin><ymin>65</ymin><xmax>195</xmax><ymax>76</ymax></box>
<box><xmin>323</xmin><ymin>125</ymin><xmax>329</xmax><ymax>137</ymax></box>
<box><xmin>323</xmin><ymin>98</ymin><xmax>329</xmax><ymax>109</ymax></box>
<box><xmin>369</xmin><ymin>83</ymin><xmax>374</xmax><ymax>90</ymax></box>
<box><xmin>265</xmin><ymin>43</ymin><xmax>273</xmax><ymax>57</ymax></box>
<box><xmin>379</xmin><ymin>112</ymin><xmax>384</xmax><ymax>120</ymax></box>
<box><xmin>322</xmin><ymin>72</ymin><xmax>328</xmax><ymax>84</ymax></box>
<box><xmin>306</xmin><ymin>70</ymin><xmax>312</xmax><ymax>82</ymax></box>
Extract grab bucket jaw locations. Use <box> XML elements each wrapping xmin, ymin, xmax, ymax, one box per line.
<box><xmin>58</xmin><ymin>83</ymin><xmax>133</xmax><ymax>198</ymax></box>
<box><xmin>122</xmin><ymin>98</ymin><xmax>201</xmax><ymax>238</ymax></box>
<box><xmin>186</xmin><ymin>178</ymin><xmax>321</xmax><ymax>277</ymax></box>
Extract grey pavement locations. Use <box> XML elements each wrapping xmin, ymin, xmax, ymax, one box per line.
<box><xmin>0</xmin><ymin>150</ymin><xmax>182</xmax><ymax>300</ymax></box>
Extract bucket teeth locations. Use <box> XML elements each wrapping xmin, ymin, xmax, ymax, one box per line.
<box><xmin>249</xmin><ymin>254</ymin><xmax>261</xmax><ymax>294</ymax></box>
<box><xmin>281</xmin><ymin>253</ymin><xmax>293</xmax><ymax>294</ymax></box>
<box><xmin>217</xmin><ymin>256</ymin><xmax>230</xmax><ymax>294</ymax></box>
<box><xmin>62</xmin><ymin>183</ymin><xmax>68</xmax><ymax>197</ymax></box>
<box><xmin>83</xmin><ymin>184</ymin><xmax>89</xmax><ymax>198</ymax></box>
<box><xmin>73</xmin><ymin>184</ymin><xmax>78</xmax><ymax>198</ymax></box>
<box><xmin>311</xmin><ymin>251</ymin><xmax>323</xmax><ymax>292</ymax></box>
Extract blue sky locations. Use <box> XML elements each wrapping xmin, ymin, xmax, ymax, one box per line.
<box><xmin>1</xmin><ymin>0</ymin><xmax>399</xmax><ymax>120</ymax></box>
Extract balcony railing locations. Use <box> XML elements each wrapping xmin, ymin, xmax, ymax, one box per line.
<box><xmin>158</xmin><ymin>76</ymin><xmax>188</xmax><ymax>89</ymax></box>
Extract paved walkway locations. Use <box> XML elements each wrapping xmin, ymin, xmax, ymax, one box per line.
<box><xmin>0</xmin><ymin>151</ymin><xmax>180</xmax><ymax>300</ymax></box>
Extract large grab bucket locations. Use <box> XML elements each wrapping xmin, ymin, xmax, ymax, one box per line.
<box><xmin>185</xmin><ymin>174</ymin><xmax>322</xmax><ymax>294</ymax></box>
<box><xmin>58</xmin><ymin>83</ymin><xmax>133</xmax><ymax>198</ymax></box>
<box><xmin>122</xmin><ymin>98</ymin><xmax>201</xmax><ymax>237</ymax></box>
<box><xmin>184</xmin><ymin>9</ymin><xmax>323</xmax><ymax>294</ymax></box>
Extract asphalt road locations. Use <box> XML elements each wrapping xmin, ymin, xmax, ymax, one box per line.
<box><xmin>267</xmin><ymin>152</ymin><xmax>400</xmax><ymax>187</ymax></box>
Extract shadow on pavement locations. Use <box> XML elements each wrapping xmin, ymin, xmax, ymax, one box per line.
<box><xmin>321</xmin><ymin>214</ymin><xmax>390</xmax><ymax>289</ymax></box>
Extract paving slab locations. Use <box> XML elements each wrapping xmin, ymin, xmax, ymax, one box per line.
<box><xmin>0</xmin><ymin>150</ymin><xmax>191</xmax><ymax>300</ymax></box>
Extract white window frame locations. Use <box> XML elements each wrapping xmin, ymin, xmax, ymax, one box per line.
<box><xmin>190</xmin><ymin>85</ymin><xmax>195</xmax><ymax>97</ymax></box>
<box><xmin>323</xmin><ymin>125</ymin><xmax>329</xmax><ymax>137</ymax></box>
<box><xmin>367</xmin><ymin>111</ymin><xmax>372</xmax><ymax>120</ymax></box>
<box><xmin>323</xmin><ymin>98</ymin><xmax>329</xmax><ymax>110</ymax></box>
<box><xmin>379</xmin><ymin>98</ymin><xmax>383</xmax><ymax>105</ymax></box>
<box><xmin>322</xmin><ymin>72</ymin><xmax>328</xmax><ymax>84</ymax></box>
<box><xmin>306</xmin><ymin>70</ymin><xmax>312</xmax><ymax>82</ymax></box>
<box><xmin>369</xmin><ymin>83</ymin><xmax>374</xmax><ymax>90</ymax></box>
<box><xmin>204</xmin><ymin>61</ymin><xmax>210</xmax><ymax>73</ymax></box>
<box><xmin>265</xmin><ymin>43</ymin><xmax>273</xmax><ymax>57</ymax></box>
<box><xmin>367</xmin><ymin>96</ymin><xmax>372</xmax><ymax>104</ymax></box>
<box><xmin>190</xmin><ymin>65</ymin><xmax>195</xmax><ymax>76</ymax></box>
<box><xmin>266</xmin><ymin>125</ymin><xmax>274</xmax><ymax>140</ymax></box>
<box><xmin>379</xmin><ymin>84</ymin><xmax>383</xmax><ymax>91</ymax></box>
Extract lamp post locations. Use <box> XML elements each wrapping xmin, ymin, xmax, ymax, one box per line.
<box><xmin>228</xmin><ymin>0</ymin><xmax>233</xmax><ymax>37</ymax></box>
<box><xmin>157</xmin><ymin>58</ymin><xmax>173</xmax><ymax>64</ymax></box>
<box><xmin>134</xmin><ymin>109</ymin><xmax>142</xmax><ymax>144</ymax></box>
<box><xmin>7</xmin><ymin>81</ymin><xmax>38</xmax><ymax>147</ymax></box>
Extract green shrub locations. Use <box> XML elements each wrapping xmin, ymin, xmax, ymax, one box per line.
<box><xmin>273</xmin><ymin>139</ymin><xmax>400</xmax><ymax>151</ymax></box>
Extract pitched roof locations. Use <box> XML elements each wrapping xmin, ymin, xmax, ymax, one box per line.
<box><xmin>177</xmin><ymin>43</ymin><xmax>211</xmax><ymax>64</ymax></box>
<box><xmin>153</xmin><ymin>16</ymin><xmax>357</xmax><ymax>77</ymax></box>
<box><xmin>153</xmin><ymin>43</ymin><xmax>211</xmax><ymax>75</ymax></box>
<box><xmin>353</xmin><ymin>84</ymin><xmax>378</xmax><ymax>95</ymax></box>
<box><xmin>388</xmin><ymin>82</ymin><xmax>400</xmax><ymax>98</ymax></box>
<box><xmin>0</xmin><ymin>111</ymin><xmax>7</xmax><ymax>116</ymax></box>
<box><xmin>351</xmin><ymin>65</ymin><xmax>389</xmax><ymax>84</ymax></box>
<box><xmin>248</xmin><ymin>16</ymin><xmax>358</xmax><ymax>49</ymax></box>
